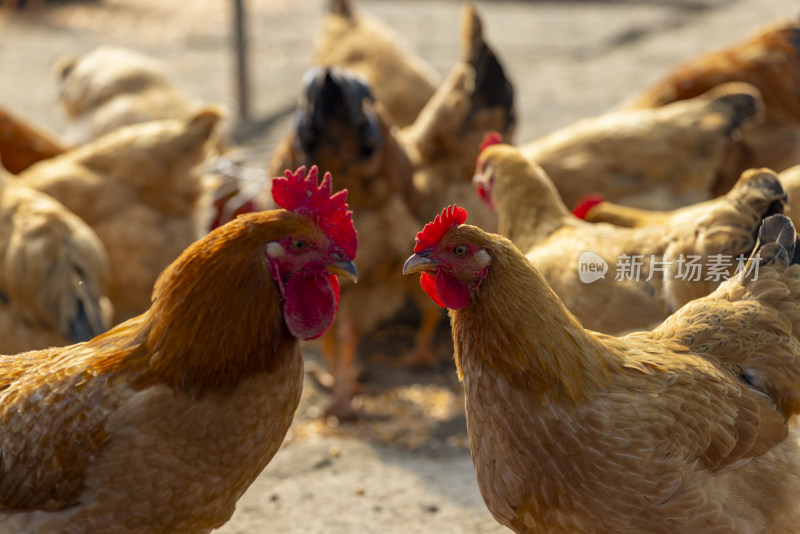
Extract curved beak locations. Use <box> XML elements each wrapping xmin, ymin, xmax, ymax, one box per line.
<box><xmin>403</xmin><ymin>253</ymin><xmax>440</xmax><ymax>275</ymax></box>
<box><xmin>327</xmin><ymin>260</ymin><xmax>358</xmax><ymax>283</ymax></box>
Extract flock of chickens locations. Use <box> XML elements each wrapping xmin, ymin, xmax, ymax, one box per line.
<box><xmin>1</xmin><ymin>0</ymin><xmax>800</xmax><ymax>532</ymax></box>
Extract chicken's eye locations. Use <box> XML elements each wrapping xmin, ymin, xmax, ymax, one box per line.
<box><xmin>290</xmin><ymin>240</ymin><xmax>309</xmax><ymax>253</ymax></box>
<box><xmin>453</xmin><ymin>244</ymin><xmax>468</xmax><ymax>257</ymax></box>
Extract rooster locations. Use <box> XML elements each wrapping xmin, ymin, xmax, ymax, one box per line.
<box><xmin>404</xmin><ymin>205</ymin><xmax>800</xmax><ymax>533</ymax></box>
<box><xmin>0</xmin><ymin>166</ymin><xmax>357</xmax><ymax>533</ymax></box>
<box><xmin>474</xmin><ymin>139</ymin><xmax>786</xmax><ymax>334</ymax></box>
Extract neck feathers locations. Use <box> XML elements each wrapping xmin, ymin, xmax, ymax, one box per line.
<box><xmin>495</xmin><ymin>158</ymin><xmax>571</xmax><ymax>252</ymax></box>
<box><xmin>451</xmin><ymin>238</ymin><xmax>616</xmax><ymax>404</ymax></box>
<box><xmin>100</xmin><ymin>212</ymin><xmax>297</xmax><ymax>397</ymax></box>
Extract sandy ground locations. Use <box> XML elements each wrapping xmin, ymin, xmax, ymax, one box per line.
<box><xmin>0</xmin><ymin>0</ymin><xmax>798</xmax><ymax>532</ymax></box>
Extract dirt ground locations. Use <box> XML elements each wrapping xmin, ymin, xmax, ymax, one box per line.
<box><xmin>0</xmin><ymin>0</ymin><xmax>798</xmax><ymax>532</ymax></box>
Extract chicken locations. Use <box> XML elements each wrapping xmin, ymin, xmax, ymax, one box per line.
<box><xmin>0</xmin><ymin>106</ymin><xmax>66</xmax><ymax>174</ymax></box>
<box><xmin>269</xmin><ymin>65</ymin><xmax>435</xmax><ymax>418</ymax></box>
<box><xmin>577</xmin><ymin>162</ymin><xmax>800</xmax><ymax>231</ymax></box>
<box><xmin>403</xmin><ymin>206</ymin><xmax>800</xmax><ymax>533</ymax></box>
<box><xmin>313</xmin><ymin>0</ymin><xmax>442</xmax><ymax>128</ymax></box>
<box><xmin>398</xmin><ymin>2</ymin><xmax>515</xmax><ymax>232</ymax></box>
<box><xmin>0</xmin><ymin>167</ymin><xmax>112</xmax><ymax>354</ymax></box>
<box><xmin>519</xmin><ymin>82</ymin><xmax>763</xmax><ymax>210</ymax></box>
<box><xmin>0</xmin><ymin>165</ymin><xmax>358</xmax><ymax>534</ymax></box>
<box><xmin>474</xmin><ymin>141</ymin><xmax>786</xmax><ymax>334</ymax></box>
<box><xmin>55</xmin><ymin>45</ymin><xmax>222</xmax><ymax>145</ymax></box>
<box><xmin>16</xmin><ymin>108</ymin><xmax>221</xmax><ymax>322</ymax></box>
<box><xmin>624</xmin><ymin>17</ymin><xmax>800</xmax><ymax>195</ymax></box>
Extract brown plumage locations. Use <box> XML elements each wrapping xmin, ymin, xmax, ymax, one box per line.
<box><xmin>624</xmin><ymin>17</ymin><xmax>800</xmax><ymax>195</ymax></box>
<box><xmin>268</xmin><ymin>66</ymin><xmax>429</xmax><ymax>418</ymax></box>
<box><xmin>16</xmin><ymin>108</ymin><xmax>221</xmax><ymax>322</ymax></box>
<box><xmin>55</xmin><ymin>45</ymin><xmax>223</xmax><ymax>145</ymax></box>
<box><xmin>399</xmin><ymin>2</ymin><xmax>515</xmax><ymax>232</ymax></box>
<box><xmin>404</xmin><ymin>208</ymin><xmax>800</xmax><ymax>533</ymax></box>
<box><xmin>474</xmin><ymin>142</ymin><xmax>786</xmax><ymax>333</ymax></box>
<box><xmin>0</xmin><ymin>106</ymin><xmax>66</xmax><ymax>174</ymax></box>
<box><xmin>313</xmin><ymin>0</ymin><xmax>442</xmax><ymax>128</ymax></box>
<box><xmin>519</xmin><ymin>82</ymin><xmax>763</xmax><ymax>210</ymax></box>
<box><xmin>0</xmin><ymin>169</ymin><xmax>112</xmax><ymax>354</ymax></box>
<box><xmin>0</xmin><ymin>185</ymin><xmax>358</xmax><ymax>532</ymax></box>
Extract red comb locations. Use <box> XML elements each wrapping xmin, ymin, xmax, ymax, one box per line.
<box><xmin>414</xmin><ymin>205</ymin><xmax>468</xmax><ymax>253</ymax></box>
<box><xmin>572</xmin><ymin>194</ymin><xmax>606</xmax><ymax>220</ymax></box>
<box><xmin>479</xmin><ymin>131</ymin><xmax>504</xmax><ymax>153</ymax></box>
<box><xmin>272</xmin><ymin>166</ymin><xmax>357</xmax><ymax>259</ymax></box>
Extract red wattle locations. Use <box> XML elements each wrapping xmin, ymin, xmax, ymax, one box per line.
<box><xmin>435</xmin><ymin>270</ymin><xmax>470</xmax><ymax>310</ymax></box>
<box><xmin>283</xmin><ymin>271</ymin><xmax>339</xmax><ymax>340</ymax></box>
<box><xmin>420</xmin><ymin>272</ymin><xmax>446</xmax><ymax>308</ymax></box>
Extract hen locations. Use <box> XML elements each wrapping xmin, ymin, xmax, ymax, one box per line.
<box><xmin>269</xmin><ymin>66</ymin><xmax>433</xmax><ymax>418</ymax></box>
<box><xmin>519</xmin><ymin>82</ymin><xmax>763</xmax><ymax>210</ymax></box>
<box><xmin>404</xmin><ymin>206</ymin><xmax>800</xmax><ymax>533</ymax></box>
<box><xmin>17</xmin><ymin>108</ymin><xmax>221</xmax><ymax>322</ymax></box>
<box><xmin>313</xmin><ymin>0</ymin><xmax>441</xmax><ymax>127</ymax></box>
<box><xmin>0</xmin><ymin>167</ymin><xmax>112</xmax><ymax>354</ymax></box>
<box><xmin>0</xmin><ymin>166</ymin><xmax>358</xmax><ymax>534</ymax></box>
<box><xmin>0</xmin><ymin>106</ymin><xmax>66</xmax><ymax>174</ymax></box>
<box><xmin>399</xmin><ymin>2</ymin><xmax>515</xmax><ymax>232</ymax></box>
<box><xmin>55</xmin><ymin>45</ymin><xmax>220</xmax><ymax>144</ymax></box>
<box><xmin>624</xmin><ymin>17</ymin><xmax>800</xmax><ymax>195</ymax></box>
<box><xmin>475</xmin><ymin>141</ymin><xmax>786</xmax><ymax>334</ymax></box>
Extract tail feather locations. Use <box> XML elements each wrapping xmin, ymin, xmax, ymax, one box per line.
<box><xmin>752</xmin><ymin>213</ymin><xmax>797</xmax><ymax>268</ymax></box>
<box><xmin>461</xmin><ymin>5</ymin><xmax>515</xmax><ymax>131</ymax></box>
<box><xmin>328</xmin><ymin>0</ymin><xmax>352</xmax><ymax>17</ymax></box>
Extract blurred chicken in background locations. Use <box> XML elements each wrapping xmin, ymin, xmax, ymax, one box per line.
<box><xmin>0</xmin><ymin>164</ymin><xmax>111</xmax><ymax>354</ymax></box>
<box><xmin>520</xmin><ymin>82</ymin><xmax>763</xmax><ymax>210</ymax></box>
<box><xmin>269</xmin><ymin>66</ymin><xmax>431</xmax><ymax>419</ymax></box>
<box><xmin>624</xmin><ymin>17</ymin><xmax>800</xmax><ymax>196</ymax></box>
<box><xmin>0</xmin><ymin>106</ymin><xmax>66</xmax><ymax>174</ymax></box>
<box><xmin>55</xmin><ymin>45</ymin><xmax>224</xmax><ymax>145</ymax></box>
<box><xmin>399</xmin><ymin>3</ymin><xmax>515</xmax><ymax>233</ymax></box>
<box><xmin>15</xmin><ymin>108</ymin><xmax>221</xmax><ymax>323</ymax></box>
<box><xmin>314</xmin><ymin>0</ymin><xmax>442</xmax><ymax>128</ymax></box>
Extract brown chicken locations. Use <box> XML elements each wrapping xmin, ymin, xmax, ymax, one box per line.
<box><xmin>399</xmin><ymin>2</ymin><xmax>515</xmax><ymax>232</ymax></box>
<box><xmin>474</xmin><ymin>141</ymin><xmax>786</xmax><ymax>334</ymax></box>
<box><xmin>624</xmin><ymin>17</ymin><xmax>800</xmax><ymax>195</ymax></box>
<box><xmin>313</xmin><ymin>0</ymin><xmax>442</xmax><ymax>128</ymax></box>
<box><xmin>519</xmin><ymin>82</ymin><xmax>763</xmax><ymax>210</ymax></box>
<box><xmin>0</xmin><ymin>107</ymin><xmax>66</xmax><ymax>175</ymax></box>
<box><xmin>16</xmin><ymin>108</ymin><xmax>221</xmax><ymax>322</ymax></box>
<box><xmin>404</xmin><ymin>206</ymin><xmax>800</xmax><ymax>533</ymax></box>
<box><xmin>55</xmin><ymin>45</ymin><xmax>220</xmax><ymax>144</ymax></box>
<box><xmin>268</xmin><ymin>65</ymin><xmax>431</xmax><ymax>418</ymax></box>
<box><xmin>0</xmin><ymin>167</ymin><xmax>112</xmax><ymax>354</ymax></box>
<box><xmin>0</xmin><ymin>166</ymin><xmax>358</xmax><ymax>533</ymax></box>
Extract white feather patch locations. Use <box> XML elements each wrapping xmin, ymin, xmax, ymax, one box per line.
<box><xmin>266</xmin><ymin>242</ymin><xmax>283</xmax><ymax>258</ymax></box>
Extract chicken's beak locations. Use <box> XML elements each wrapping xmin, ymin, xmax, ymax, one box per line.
<box><xmin>327</xmin><ymin>261</ymin><xmax>358</xmax><ymax>283</ymax></box>
<box><xmin>403</xmin><ymin>253</ymin><xmax>440</xmax><ymax>275</ymax></box>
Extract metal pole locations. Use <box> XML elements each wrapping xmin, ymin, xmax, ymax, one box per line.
<box><xmin>233</xmin><ymin>0</ymin><xmax>250</xmax><ymax>123</ymax></box>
